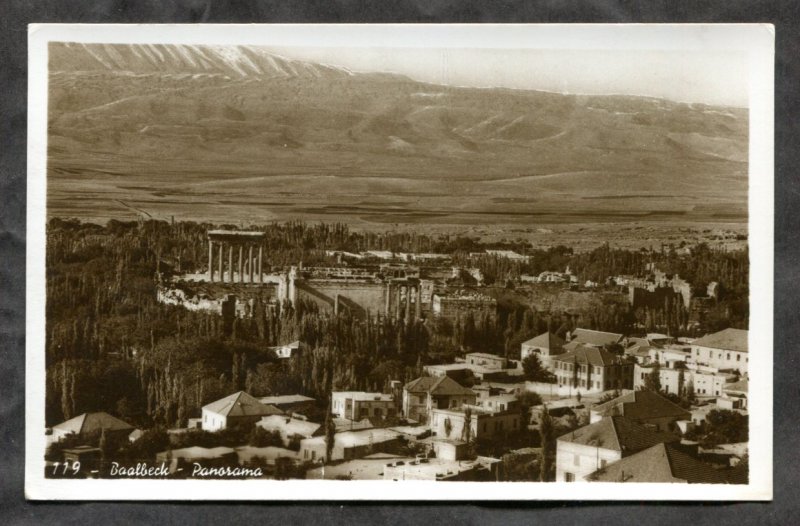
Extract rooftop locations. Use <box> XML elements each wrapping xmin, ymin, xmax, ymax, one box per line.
<box><xmin>522</xmin><ymin>332</ymin><xmax>566</xmax><ymax>350</ymax></box>
<box><xmin>404</xmin><ymin>376</ymin><xmax>476</xmax><ymax>397</ymax></box>
<box><xmin>587</xmin><ymin>442</ymin><xmax>727</xmax><ymax>483</ymax></box>
<box><xmin>302</xmin><ymin>428</ymin><xmax>401</xmax><ymax>449</ymax></box>
<box><xmin>591</xmin><ymin>390</ymin><xmax>691</xmax><ymax>421</ymax></box>
<box><xmin>570</xmin><ymin>328</ymin><xmax>624</xmax><ymax>347</ymax></box>
<box><xmin>258</xmin><ymin>394</ymin><xmax>315</xmax><ymax>406</ymax></box>
<box><xmin>333</xmin><ymin>391</ymin><xmax>394</xmax><ymax>402</ymax></box>
<box><xmin>552</xmin><ymin>345</ymin><xmax>626</xmax><ymax>367</ymax></box>
<box><xmin>234</xmin><ymin>446</ymin><xmax>298</xmax><ymax>464</ymax></box>
<box><xmin>158</xmin><ymin>446</ymin><xmax>236</xmax><ymax>460</ymax></box>
<box><xmin>466</xmin><ymin>352</ymin><xmax>506</xmax><ymax>360</ymax></box>
<box><xmin>53</xmin><ymin>412</ymin><xmax>134</xmax><ymax>436</ymax></box>
<box><xmin>203</xmin><ymin>391</ymin><xmax>283</xmax><ymax>418</ymax></box>
<box><xmin>257</xmin><ymin>415</ymin><xmax>322</xmax><ymax>438</ymax></box>
<box><xmin>557</xmin><ymin>416</ymin><xmax>679</xmax><ymax>453</ymax></box>
<box><xmin>692</xmin><ymin>328</ymin><xmax>748</xmax><ymax>353</ymax></box>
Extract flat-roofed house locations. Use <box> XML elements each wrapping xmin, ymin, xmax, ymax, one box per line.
<box><xmin>257</xmin><ymin>415</ymin><xmax>323</xmax><ymax>447</ymax></box>
<box><xmin>403</xmin><ymin>376</ymin><xmax>477</xmax><ymax>424</ymax></box>
<box><xmin>589</xmin><ymin>390</ymin><xmax>691</xmax><ymax>432</ymax></box>
<box><xmin>555</xmin><ymin>416</ymin><xmax>679</xmax><ymax>482</ymax></box>
<box><xmin>202</xmin><ymin>391</ymin><xmax>283</xmax><ymax>431</ymax></box>
<box><xmin>465</xmin><ymin>352</ymin><xmax>507</xmax><ymax>369</ymax></box>
<box><xmin>690</xmin><ymin>328</ymin><xmax>749</xmax><ymax>374</ymax></box>
<box><xmin>585</xmin><ymin>442</ymin><xmax>727</xmax><ymax>483</ymax></box>
<box><xmin>331</xmin><ymin>391</ymin><xmax>396</xmax><ymax>420</ymax></box>
<box><xmin>430</xmin><ymin>406</ymin><xmax>522</xmax><ymax>441</ymax></box>
<box><xmin>299</xmin><ymin>428</ymin><xmax>402</xmax><ymax>463</ymax></box>
<box><xmin>552</xmin><ymin>345</ymin><xmax>634</xmax><ymax>394</ymax></box>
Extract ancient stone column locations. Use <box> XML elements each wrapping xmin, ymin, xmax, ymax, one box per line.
<box><xmin>415</xmin><ymin>285</ymin><xmax>421</xmax><ymax>320</ymax></box>
<box><xmin>334</xmin><ymin>293</ymin><xmax>340</xmax><ymax>315</ymax></box>
<box><xmin>228</xmin><ymin>245</ymin><xmax>233</xmax><ymax>283</ymax></box>
<box><xmin>238</xmin><ymin>245</ymin><xmax>243</xmax><ymax>283</ymax></box>
<box><xmin>248</xmin><ymin>245</ymin><xmax>254</xmax><ymax>283</ymax></box>
<box><xmin>218</xmin><ymin>242</ymin><xmax>224</xmax><ymax>283</ymax></box>
<box><xmin>257</xmin><ymin>245</ymin><xmax>263</xmax><ymax>283</ymax></box>
<box><xmin>396</xmin><ymin>284</ymin><xmax>402</xmax><ymax>320</ymax></box>
<box><xmin>404</xmin><ymin>285</ymin><xmax>411</xmax><ymax>322</ymax></box>
<box><xmin>208</xmin><ymin>239</ymin><xmax>214</xmax><ymax>282</ymax></box>
<box><xmin>385</xmin><ymin>283</ymin><xmax>392</xmax><ymax>317</ymax></box>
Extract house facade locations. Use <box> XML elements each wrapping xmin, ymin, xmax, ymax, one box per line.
<box><xmin>331</xmin><ymin>391</ymin><xmax>396</xmax><ymax>420</ymax></box>
<box><xmin>552</xmin><ymin>345</ymin><xmax>634</xmax><ymax>394</ymax></box>
<box><xmin>202</xmin><ymin>391</ymin><xmax>283</xmax><ymax>431</ymax></box>
<box><xmin>430</xmin><ymin>407</ymin><xmax>522</xmax><ymax>441</ymax></box>
<box><xmin>555</xmin><ymin>416</ymin><xmax>679</xmax><ymax>482</ymax></box>
<box><xmin>690</xmin><ymin>328</ymin><xmax>749</xmax><ymax>374</ymax></box>
<box><xmin>402</xmin><ymin>376</ymin><xmax>477</xmax><ymax>424</ymax></box>
<box><xmin>520</xmin><ymin>332</ymin><xmax>566</xmax><ymax>368</ymax></box>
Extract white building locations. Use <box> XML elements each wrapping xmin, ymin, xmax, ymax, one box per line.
<box><xmin>690</xmin><ymin>328</ymin><xmax>748</xmax><ymax>374</ymax></box>
<box><xmin>555</xmin><ymin>416</ymin><xmax>679</xmax><ymax>482</ymax></box>
<box><xmin>331</xmin><ymin>391</ymin><xmax>396</xmax><ymax>420</ymax></box>
<box><xmin>201</xmin><ymin>391</ymin><xmax>283</xmax><ymax>431</ymax></box>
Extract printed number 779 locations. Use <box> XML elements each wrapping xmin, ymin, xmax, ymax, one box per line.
<box><xmin>52</xmin><ymin>461</ymin><xmax>81</xmax><ymax>475</ymax></box>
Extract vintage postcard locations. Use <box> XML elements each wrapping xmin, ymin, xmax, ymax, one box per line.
<box><xmin>26</xmin><ymin>24</ymin><xmax>773</xmax><ymax>500</ymax></box>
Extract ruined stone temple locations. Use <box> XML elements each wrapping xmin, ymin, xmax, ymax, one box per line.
<box><xmin>158</xmin><ymin>230</ymin><xmax>431</xmax><ymax>322</ymax></box>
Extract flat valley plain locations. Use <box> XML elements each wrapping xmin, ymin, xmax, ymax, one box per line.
<box><xmin>47</xmin><ymin>43</ymin><xmax>749</xmax><ymax>248</ymax></box>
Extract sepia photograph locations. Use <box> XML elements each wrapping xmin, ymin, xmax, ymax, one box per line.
<box><xmin>25</xmin><ymin>24</ymin><xmax>773</xmax><ymax>500</ymax></box>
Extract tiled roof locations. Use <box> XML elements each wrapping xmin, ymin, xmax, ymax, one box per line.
<box><xmin>571</xmin><ymin>328</ymin><xmax>623</xmax><ymax>347</ymax></box>
<box><xmin>522</xmin><ymin>332</ymin><xmax>566</xmax><ymax>350</ymax></box>
<box><xmin>692</xmin><ymin>328</ymin><xmax>748</xmax><ymax>353</ymax></box>
<box><xmin>723</xmin><ymin>379</ymin><xmax>748</xmax><ymax>394</ymax></box>
<box><xmin>551</xmin><ymin>345</ymin><xmax>625</xmax><ymax>367</ymax></box>
<box><xmin>404</xmin><ymin>376</ymin><xmax>475</xmax><ymax>397</ymax></box>
<box><xmin>53</xmin><ymin>412</ymin><xmax>134</xmax><ymax>435</ymax></box>
<box><xmin>557</xmin><ymin>416</ymin><xmax>679</xmax><ymax>453</ymax></box>
<box><xmin>586</xmin><ymin>442</ymin><xmax>727</xmax><ymax>483</ymax></box>
<box><xmin>203</xmin><ymin>391</ymin><xmax>284</xmax><ymax>418</ymax></box>
<box><xmin>592</xmin><ymin>390</ymin><xmax>691</xmax><ymax>421</ymax></box>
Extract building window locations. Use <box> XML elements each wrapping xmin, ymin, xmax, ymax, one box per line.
<box><xmin>737</xmin><ymin>354</ymin><xmax>741</xmax><ymax>361</ymax></box>
<box><xmin>600</xmin><ymin>459</ymin><xmax>607</xmax><ymax>468</ymax></box>
<box><xmin>573</xmin><ymin>454</ymin><xmax>580</xmax><ymax>467</ymax></box>
<box><xmin>727</xmin><ymin>353</ymin><xmax>731</xmax><ymax>360</ymax></box>
<box><xmin>565</xmin><ymin>472</ymin><xmax>575</xmax><ymax>482</ymax></box>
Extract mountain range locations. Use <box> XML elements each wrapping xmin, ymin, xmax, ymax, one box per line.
<box><xmin>47</xmin><ymin>42</ymin><xmax>749</xmax><ymax>227</ymax></box>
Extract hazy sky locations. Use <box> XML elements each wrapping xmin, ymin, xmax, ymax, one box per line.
<box><xmin>269</xmin><ymin>47</ymin><xmax>748</xmax><ymax>107</ymax></box>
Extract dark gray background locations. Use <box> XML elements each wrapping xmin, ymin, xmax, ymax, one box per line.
<box><xmin>1</xmin><ymin>1</ymin><xmax>797</xmax><ymax>524</ymax></box>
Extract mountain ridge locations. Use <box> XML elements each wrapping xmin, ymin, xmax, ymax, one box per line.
<box><xmin>46</xmin><ymin>42</ymin><xmax>749</xmax><ymax>226</ymax></box>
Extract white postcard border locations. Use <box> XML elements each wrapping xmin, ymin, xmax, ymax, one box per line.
<box><xmin>26</xmin><ymin>23</ymin><xmax>774</xmax><ymax>501</ymax></box>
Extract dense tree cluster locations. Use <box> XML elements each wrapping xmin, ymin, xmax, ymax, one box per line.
<box><xmin>45</xmin><ymin>218</ymin><xmax>748</xmax><ymax>432</ymax></box>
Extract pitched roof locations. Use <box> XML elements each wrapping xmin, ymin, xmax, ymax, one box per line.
<box><xmin>557</xmin><ymin>416</ymin><xmax>679</xmax><ymax>453</ymax></box>
<box><xmin>53</xmin><ymin>412</ymin><xmax>134</xmax><ymax>435</ymax></box>
<box><xmin>586</xmin><ymin>442</ymin><xmax>727</xmax><ymax>483</ymax></box>
<box><xmin>571</xmin><ymin>328</ymin><xmax>623</xmax><ymax>347</ymax></box>
<box><xmin>203</xmin><ymin>391</ymin><xmax>284</xmax><ymax>418</ymax></box>
<box><xmin>723</xmin><ymin>379</ymin><xmax>748</xmax><ymax>394</ymax></box>
<box><xmin>403</xmin><ymin>376</ymin><xmax>475</xmax><ymax>397</ymax></box>
<box><xmin>592</xmin><ymin>390</ymin><xmax>691</xmax><ymax>421</ymax></box>
<box><xmin>551</xmin><ymin>345</ymin><xmax>625</xmax><ymax>367</ymax></box>
<box><xmin>522</xmin><ymin>332</ymin><xmax>566</xmax><ymax>350</ymax></box>
<box><xmin>692</xmin><ymin>328</ymin><xmax>748</xmax><ymax>353</ymax></box>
